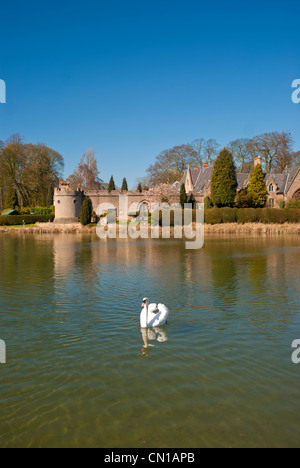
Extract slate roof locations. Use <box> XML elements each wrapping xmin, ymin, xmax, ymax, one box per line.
<box><xmin>237</xmin><ymin>173</ymin><xmax>249</xmax><ymax>190</ymax></box>
<box><xmin>170</xmin><ymin>181</ymin><xmax>180</xmax><ymax>191</ymax></box>
<box><xmin>283</xmin><ymin>166</ymin><xmax>300</xmax><ymax>193</ymax></box>
<box><xmin>178</xmin><ymin>167</ymin><xmax>201</xmax><ymax>189</ymax></box>
<box><xmin>265</xmin><ymin>166</ymin><xmax>300</xmax><ymax>193</ymax></box>
<box><xmin>193</xmin><ymin>166</ymin><xmax>214</xmax><ymax>192</ymax></box>
<box><xmin>190</xmin><ymin>167</ymin><xmax>201</xmax><ymax>186</ymax></box>
<box><xmin>176</xmin><ymin>164</ymin><xmax>300</xmax><ymax>195</ymax></box>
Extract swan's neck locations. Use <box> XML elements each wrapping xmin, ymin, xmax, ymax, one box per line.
<box><xmin>145</xmin><ymin>303</ymin><xmax>148</xmax><ymax>324</ymax></box>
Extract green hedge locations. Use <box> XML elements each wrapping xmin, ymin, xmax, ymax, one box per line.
<box><xmin>207</xmin><ymin>208</ymin><xmax>300</xmax><ymax>225</ymax></box>
<box><xmin>19</xmin><ymin>206</ymin><xmax>55</xmax><ymax>215</ymax></box>
<box><xmin>158</xmin><ymin>209</ymin><xmax>198</xmax><ymax>226</ymax></box>
<box><xmin>155</xmin><ymin>208</ymin><xmax>300</xmax><ymax>226</ymax></box>
<box><xmin>285</xmin><ymin>209</ymin><xmax>300</xmax><ymax>223</ymax></box>
<box><xmin>220</xmin><ymin>207</ymin><xmax>237</xmax><ymax>223</ymax></box>
<box><xmin>204</xmin><ymin>208</ymin><xmax>223</xmax><ymax>225</ymax></box>
<box><xmin>236</xmin><ymin>208</ymin><xmax>258</xmax><ymax>224</ymax></box>
<box><xmin>0</xmin><ymin>214</ymin><xmax>55</xmax><ymax>226</ymax></box>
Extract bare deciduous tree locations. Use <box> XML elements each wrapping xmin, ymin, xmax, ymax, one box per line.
<box><xmin>251</xmin><ymin>132</ymin><xmax>294</xmax><ymax>173</ymax></box>
<box><xmin>191</xmin><ymin>138</ymin><xmax>220</xmax><ymax>167</ymax></box>
<box><xmin>228</xmin><ymin>138</ymin><xmax>254</xmax><ymax>172</ymax></box>
<box><xmin>146</xmin><ymin>144</ymin><xmax>198</xmax><ymax>186</ymax></box>
<box><xmin>69</xmin><ymin>148</ymin><xmax>102</xmax><ymax>190</ymax></box>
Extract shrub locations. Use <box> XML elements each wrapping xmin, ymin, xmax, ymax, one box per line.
<box><xmin>0</xmin><ymin>215</ymin><xmax>55</xmax><ymax>225</ymax></box>
<box><xmin>258</xmin><ymin>208</ymin><xmax>288</xmax><ymax>224</ymax></box>
<box><xmin>204</xmin><ymin>196</ymin><xmax>213</xmax><ymax>210</ymax></box>
<box><xmin>236</xmin><ymin>208</ymin><xmax>258</xmax><ymax>224</ymax></box>
<box><xmin>153</xmin><ymin>207</ymin><xmax>300</xmax><ymax>226</ymax></box>
<box><xmin>205</xmin><ymin>208</ymin><xmax>222</xmax><ymax>224</ymax></box>
<box><xmin>20</xmin><ymin>206</ymin><xmax>55</xmax><ymax>215</ymax></box>
<box><xmin>220</xmin><ymin>207</ymin><xmax>237</xmax><ymax>223</ymax></box>
<box><xmin>158</xmin><ymin>209</ymin><xmax>198</xmax><ymax>227</ymax></box>
<box><xmin>235</xmin><ymin>189</ymin><xmax>253</xmax><ymax>208</ymax></box>
<box><xmin>247</xmin><ymin>164</ymin><xmax>267</xmax><ymax>208</ymax></box>
<box><xmin>180</xmin><ymin>184</ymin><xmax>187</xmax><ymax>208</ymax></box>
<box><xmin>80</xmin><ymin>197</ymin><xmax>93</xmax><ymax>225</ymax></box>
<box><xmin>286</xmin><ymin>199</ymin><xmax>300</xmax><ymax>209</ymax></box>
<box><xmin>285</xmin><ymin>209</ymin><xmax>300</xmax><ymax>223</ymax></box>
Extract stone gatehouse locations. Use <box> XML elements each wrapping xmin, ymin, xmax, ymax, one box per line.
<box><xmin>53</xmin><ymin>180</ymin><xmax>178</xmax><ymax>223</ymax></box>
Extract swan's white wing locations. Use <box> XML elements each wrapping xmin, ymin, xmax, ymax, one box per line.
<box><xmin>148</xmin><ymin>303</ymin><xmax>158</xmax><ymax>313</ymax></box>
<box><xmin>149</xmin><ymin>304</ymin><xmax>169</xmax><ymax>327</ymax></box>
<box><xmin>158</xmin><ymin>303</ymin><xmax>169</xmax><ymax>315</ymax></box>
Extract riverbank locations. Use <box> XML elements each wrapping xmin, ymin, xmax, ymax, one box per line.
<box><xmin>1</xmin><ymin>222</ymin><xmax>300</xmax><ymax>235</ymax></box>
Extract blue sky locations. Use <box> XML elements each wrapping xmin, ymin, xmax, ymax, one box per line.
<box><xmin>0</xmin><ymin>0</ymin><xmax>300</xmax><ymax>188</ymax></box>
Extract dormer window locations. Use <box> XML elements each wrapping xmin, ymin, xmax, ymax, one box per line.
<box><xmin>269</xmin><ymin>184</ymin><xmax>274</xmax><ymax>192</ymax></box>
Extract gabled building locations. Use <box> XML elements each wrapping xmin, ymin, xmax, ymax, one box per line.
<box><xmin>178</xmin><ymin>159</ymin><xmax>300</xmax><ymax>208</ymax></box>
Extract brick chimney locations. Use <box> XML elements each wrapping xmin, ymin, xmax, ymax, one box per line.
<box><xmin>202</xmin><ymin>162</ymin><xmax>208</xmax><ymax>171</ymax></box>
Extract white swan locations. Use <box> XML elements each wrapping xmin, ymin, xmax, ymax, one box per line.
<box><xmin>140</xmin><ymin>298</ymin><xmax>169</xmax><ymax>328</ymax></box>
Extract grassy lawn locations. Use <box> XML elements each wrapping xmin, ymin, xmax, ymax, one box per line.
<box><xmin>5</xmin><ymin>224</ymin><xmax>37</xmax><ymax>228</ymax></box>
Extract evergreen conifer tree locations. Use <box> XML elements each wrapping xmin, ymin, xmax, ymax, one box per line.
<box><xmin>108</xmin><ymin>176</ymin><xmax>116</xmax><ymax>193</ymax></box>
<box><xmin>121</xmin><ymin>178</ymin><xmax>128</xmax><ymax>192</ymax></box>
<box><xmin>180</xmin><ymin>183</ymin><xmax>188</xmax><ymax>208</ymax></box>
<box><xmin>211</xmin><ymin>149</ymin><xmax>237</xmax><ymax>207</ymax></box>
<box><xmin>235</xmin><ymin>189</ymin><xmax>253</xmax><ymax>208</ymax></box>
<box><xmin>80</xmin><ymin>197</ymin><xmax>93</xmax><ymax>225</ymax></box>
<box><xmin>247</xmin><ymin>164</ymin><xmax>268</xmax><ymax>208</ymax></box>
<box><xmin>204</xmin><ymin>196</ymin><xmax>213</xmax><ymax>210</ymax></box>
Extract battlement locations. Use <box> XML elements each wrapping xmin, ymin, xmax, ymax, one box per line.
<box><xmin>54</xmin><ymin>179</ymin><xmax>84</xmax><ymax>197</ymax></box>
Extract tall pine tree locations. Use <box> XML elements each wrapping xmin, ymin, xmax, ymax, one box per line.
<box><xmin>121</xmin><ymin>178</ymin><xmax>128</xmax><ymax>192</ymax></box>
<box><xmin>247</xmin><ymin>164</ymin><xmax>267</xmax><ymax>208</ymax></box>
<box><xmin>80</xmin><ymin>197</ymin><xmax>93</xmax><ymax>225</ymax></box>
<box><xmin>211</xmin><ymin>149</ymin><xmax>237</xmax><ymax>207</ymax></box>
<box><xmin>180</xmin><ymin>183</ymin><xmax>188</xmax><ymax>208</ymax></box>
<box><xmin>108</xmin><ymin>176</ymin><xmax>116</xmax><ymax>193</ymax></box>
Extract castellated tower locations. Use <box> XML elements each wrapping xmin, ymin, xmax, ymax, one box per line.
<box><xmin>53</xmin><ymin>180</ymin><xmax>85</xmax><ymax>223</ymax></box>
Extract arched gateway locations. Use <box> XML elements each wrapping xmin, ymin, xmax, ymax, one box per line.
<box><xmin>292</xmin><ymin>189</ymin><xmax>300</xmax><ymax>200</ymax></box>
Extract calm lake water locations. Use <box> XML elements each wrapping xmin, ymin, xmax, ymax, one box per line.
<box><xmin>0</xmin><ymin>233</ymin><xmax>300</xmax><ymax>448</ymax></box>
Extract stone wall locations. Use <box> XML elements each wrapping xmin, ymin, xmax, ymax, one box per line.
<box><xmin>54</xmin><ymin>185</ymin><xmax>180</xmax><ymax>223</ymax></box>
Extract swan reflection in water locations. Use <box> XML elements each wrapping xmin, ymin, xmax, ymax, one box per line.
<box><xmin>140</xmin><ymin>326</ymin><xmax>168</xmax><ymax>356</ymax></box>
